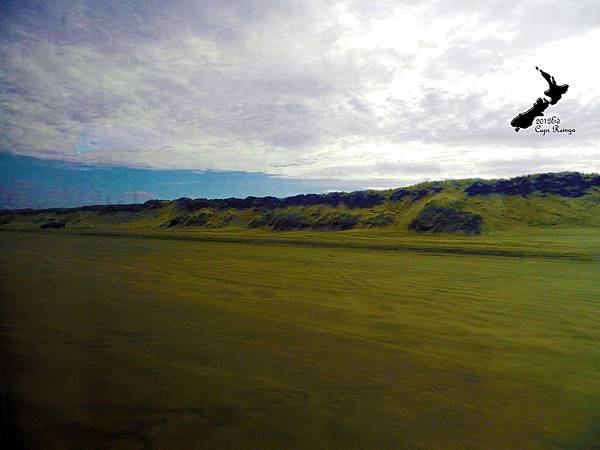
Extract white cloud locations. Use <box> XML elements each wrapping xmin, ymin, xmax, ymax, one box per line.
<box><xmin>1</xmin><ymin>0</ymin><xmax>599</xmax><ymax>183</ymax></box>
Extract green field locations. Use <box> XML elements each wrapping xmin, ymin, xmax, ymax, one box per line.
<box><xmin>1</xmin><ymin>230</ymin><xmax>599</xmax><ymax>449</ymax></box>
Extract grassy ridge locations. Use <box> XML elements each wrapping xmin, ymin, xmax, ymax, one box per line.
<box><xmin>2</xmin><ymin>172</ymin><xmax>600</xmax><ymax>234</ymax></box>
<box><xmin>1</xmin><ymin>232</ymin><xmax>599</xmax><ymax>449</ymax></box>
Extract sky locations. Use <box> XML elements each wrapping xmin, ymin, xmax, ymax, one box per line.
<box><xmin>0</xmin><ymin>153</ymin><xmax>379</xmax><ymax>208</ymax></box>
<box><xmin>1</xmin><ymin>0</ymin><xmax>600</xmax><ymax>207</ymax></box>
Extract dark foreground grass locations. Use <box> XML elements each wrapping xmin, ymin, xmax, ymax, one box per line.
<box><xmin>1</xmin><ymin>232</ymin><xmax>599</xmax><ymax>449</ymax></box>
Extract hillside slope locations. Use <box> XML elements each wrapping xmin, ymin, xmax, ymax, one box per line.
<box><xmin>1</xmin><ymin>172</ymin><xmax>600</xmax><ymax>235</ymax></box>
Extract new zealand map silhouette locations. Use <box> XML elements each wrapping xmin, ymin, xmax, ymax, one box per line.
<box><xmin>510</xmin><ymin>67</ymin><xmax>569</xmax><ymax>132</ymax></box>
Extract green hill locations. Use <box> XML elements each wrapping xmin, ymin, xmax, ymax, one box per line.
<box><xmin>2</xmin><ymin>172</ymin><xmax>600</xmax><ymax>235</ymax></box>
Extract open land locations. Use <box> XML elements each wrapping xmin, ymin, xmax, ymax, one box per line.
<box><xmin>1</xmin><ymin>228</ymin><xmax>599</xmax><ymax>449</ymax></box>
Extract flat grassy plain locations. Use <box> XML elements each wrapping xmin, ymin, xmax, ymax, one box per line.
<box><xmin>1</xmin><ymin>230</ymin><xmax>599</xmax><ymax>449</ymax></box>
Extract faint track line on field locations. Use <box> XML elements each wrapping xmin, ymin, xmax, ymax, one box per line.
<box><xmin>0</xmin><ymin>228</ymin><xmax>591</xmax><ymax>260</ymax></box>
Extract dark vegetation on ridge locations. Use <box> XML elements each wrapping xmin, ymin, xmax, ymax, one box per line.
<box><xmin>410</xmin><ymin>205</ymin><xmax>483</xmax><ymax>234</ymax></box>
<box><xmin>172</xmin><ymin>190</ymin><xmax>387</xmax><ymax>211</ymax></box>
<box><xmin>1</xmin><ymin>172</ymin><xmax>599</xmax><ymax>234</ymax></box>
<box><xmin>465</xmin><ymin>172</ymin><xmax>600</xmax><ymax>197</ymax></box>
<box><xmin>248</xmin><ymin>211</ymin><xmax>360</xmax><ymax>231</ymax></box>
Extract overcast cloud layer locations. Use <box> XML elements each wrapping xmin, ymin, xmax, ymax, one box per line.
<box><xmin>1</xmin><ymin>0</ymin><xmax>600</xmax><ymax>186</ymax></box>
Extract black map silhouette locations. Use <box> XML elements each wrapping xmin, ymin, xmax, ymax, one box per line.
<box><xmin>536</xmin><ymin>66</ymin><xmax>569</xmax><ymax>105</ymax></box>
<box><xmin>510</xmin><ymin>97</ymin><xmax>549</xmax><ymax>132</ymax></box>
<box><xmin>510</xmin><ymin>67</ymin><xmax>569</xmax><ymax>132</ymax></box>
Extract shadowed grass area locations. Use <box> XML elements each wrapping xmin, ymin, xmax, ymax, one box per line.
<box><xmin>1</xmin><ymin>231</ymin><xmax>599</xmax><ymax>449</ymax></box>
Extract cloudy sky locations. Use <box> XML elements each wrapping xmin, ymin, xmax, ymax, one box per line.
<box><xmin>1</xmin><ymin>0</ymin><xmax>600</xmax><ymax>206</ymax></box>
